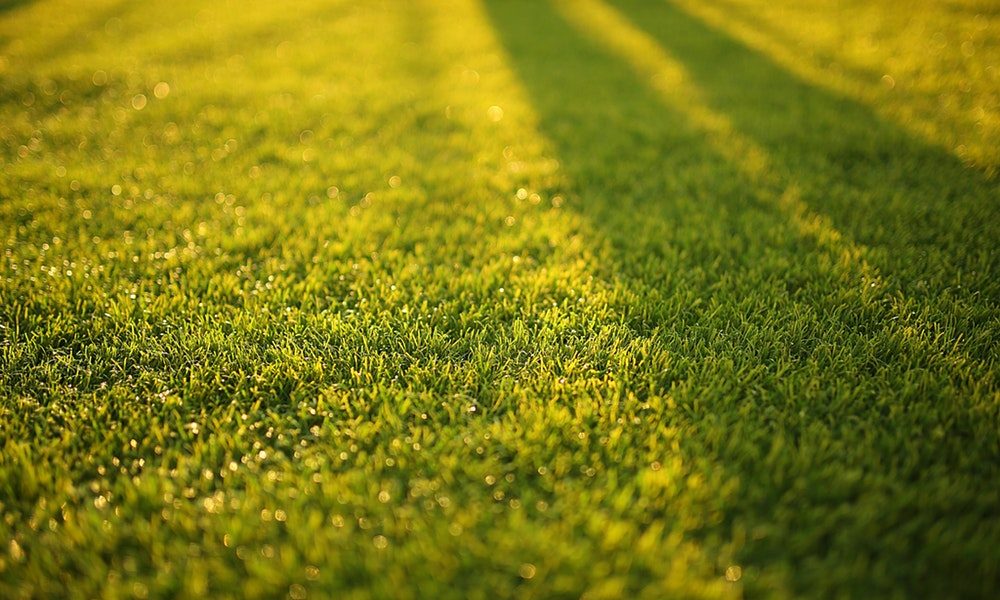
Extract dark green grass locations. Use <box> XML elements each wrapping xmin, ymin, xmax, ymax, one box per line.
<box><xmin>1</xmin><ymin>0</ymin><xmax>998</xmax><ymax>598</ymax></box>
<box><xmin>484</xmin><ymin>1</ymin><xmax>999</xmax><ymax>596</ymax></box>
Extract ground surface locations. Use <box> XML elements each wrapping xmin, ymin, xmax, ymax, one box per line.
<box><xmin>1</xmin><ymin>0</ymin><xmax>998</xmax><ymax>598</ymax></box>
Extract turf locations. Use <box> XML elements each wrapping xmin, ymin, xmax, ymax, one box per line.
<box><xmin>1</xmin><ymin>0</ymin><xmax>998</xmax><ymax>598</ymax></box>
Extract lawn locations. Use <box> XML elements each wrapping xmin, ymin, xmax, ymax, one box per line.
<box><xmin>1</xmin><ymin>0</ymin><xmax>998</xmax><ymax>598</ymax></box>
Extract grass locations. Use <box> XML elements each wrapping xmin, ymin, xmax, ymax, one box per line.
<box><xmin>1</xmin><ymin>0</ymin><xmax>998</xmax><ymax>597</ymax></box>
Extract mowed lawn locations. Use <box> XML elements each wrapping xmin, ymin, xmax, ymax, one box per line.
<box><xmin>1</xmin><ymin>0</ymin><xmax>998</xmax><ymax>597</ymax></box>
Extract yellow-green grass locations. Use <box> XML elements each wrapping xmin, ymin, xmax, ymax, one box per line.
<box><xmin>1</xmin><ymin>0</ymin><xmax>998</xmax><ymax>598</ymax></box>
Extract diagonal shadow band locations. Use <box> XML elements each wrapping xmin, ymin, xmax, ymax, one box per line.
<box><xmin>609</xmin><ymin>0</ymin><xmax>999</xmax><ymax>308</ymax></box>
<box><xmin>487</xmin><ymin>0</ymin><xmax>996</xmax><ymax>377</ymax></box>
<box><xmin>672</xmin><ymin>0</ymin><xmax>1000</xmax><ymax>174</ymax></box>
<box><xmin>551</xmin><ymin>0</ymin><xmax>996</xmax><ymax>390</ymax></box>
<box><xmin>482</xmin><ymin>0</ymin><xmax>1000</xmax><ymax>597</ymax></box>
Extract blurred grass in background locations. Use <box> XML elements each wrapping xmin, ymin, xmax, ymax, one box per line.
<box><xmin>1</xmin><ymin>0</ymin><xmax>998</xmax><ymax>598</ymax></box>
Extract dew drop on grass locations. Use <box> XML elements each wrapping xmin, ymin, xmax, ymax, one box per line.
<box><xmin>725</xmin><ymin>565</ymin><xmax>743</xmax><ymax>582</ymax></box>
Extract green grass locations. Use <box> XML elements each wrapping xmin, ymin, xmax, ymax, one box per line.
<box><xmin>1</xmin><ymin>0</ymin><xmax>998</xmax><ymax>597</ymax></box>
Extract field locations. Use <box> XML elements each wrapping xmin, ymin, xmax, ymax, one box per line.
<box><xmin>1</xmin><ymin>0</ymin><xmax>999</xmax><ymax>598</ymax></box>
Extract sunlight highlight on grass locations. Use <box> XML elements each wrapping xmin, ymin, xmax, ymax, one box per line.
<box><xmin>670</xmin><ymin>0</ymin><xmax>1000</xmax><ymax>174</ymax></box>
<box><xmin>412</xmin><ymin>1</ymin><xmax>738</xmax><ymax>595</ymax></box>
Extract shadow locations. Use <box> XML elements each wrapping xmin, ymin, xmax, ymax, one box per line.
<box><xmin>482</xmin><ymin>0</ymin><xmax>1000</xmax><ymax>597</ymax></box>
<box><xmin>611</xmin><ymin>0</ymin><xmax>998</xmax><ymax>309</ymax></box>
<box><xmin>688</xmin><ymin>0</ymin><xmax>888</xmax><ymax>95</ymax></box>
